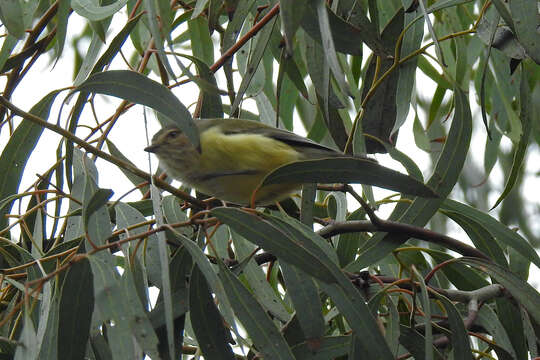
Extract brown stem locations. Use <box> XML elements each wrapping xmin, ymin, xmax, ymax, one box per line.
<box><xmin>318</xmin><ymin>219</ymin><xmax>490</xmax><ymax>260</ymax></box>
<box><xmin>209</xmin><ymin>3</ymin><xmax>280</xmax><ymax>73</ymax></box>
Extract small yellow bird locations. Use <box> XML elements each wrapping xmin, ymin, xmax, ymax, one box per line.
<box><xmin>144</xmin><ymin>118</ymin><xmax>359</xmax><ymax>205</ymax></box>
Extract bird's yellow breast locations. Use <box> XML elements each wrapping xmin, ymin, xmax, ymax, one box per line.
<box><xmin>195</xmin><ymin>126</ymin><xmax>302</xmax><ymax>204</ymax></box>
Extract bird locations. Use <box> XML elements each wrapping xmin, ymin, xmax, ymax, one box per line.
<box><xmin>144</xmin><ymin>118</ymin><xmax>364</xmax><ymax>205</ymax></box>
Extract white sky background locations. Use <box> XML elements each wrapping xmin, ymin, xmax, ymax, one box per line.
<box><xmin>2</xmin><ymin>10</ymin><xmax>539</xmax><ymax>289</ymax></box>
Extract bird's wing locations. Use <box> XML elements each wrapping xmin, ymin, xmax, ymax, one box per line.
<box><xmin>199</xmin><ymin>118</ymin><xmax>374</xmax><ymax>161</ymax></box>
<box><xmin>215</xmin><ymin>119</ymin><xmax>341</xmax><ymax>154</ymax></box>
<box><xmin>195</xmin><ymin>169</ymin><xmax>261</xmax><ymax>182</ymax></box>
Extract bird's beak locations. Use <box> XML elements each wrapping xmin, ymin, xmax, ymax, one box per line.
<box><xmin>144</xmin><ymin>144</ymin><xmax>158</xmax><ymax>153</ymax></box>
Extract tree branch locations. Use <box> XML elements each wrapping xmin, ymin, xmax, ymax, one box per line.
<box><xmin>0</xmin><ymin>96</ymin><xmax>205</xmax><ymax>209</ymax></box>
<box><xmin>318</xmin><ymin>219</ymin><xmax>490</xmax><ymax>260</ymax></box>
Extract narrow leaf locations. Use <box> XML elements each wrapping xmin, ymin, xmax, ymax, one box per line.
<box><xmin>291</xmin><ymin>336</ymin><xmax>351</xmax><ymax>359</ymax></box>
<box><xmin>189</xmin><ymin>265</ymin><xmax>236</xmax><ymax>360</ymax></box>
<box><xmin>280</xmin><ymin>0</ymin><xmax>309</xmax><ymax>54</ymax></box>
<box><xmin>460</xmin><ymin>258</ymin><xmax>540</xmax><ymax>326</ymax></box>
<box><xmin>0</xmin><ymin>90</ymin><xmax>61</xmax><ymax>230</ymax></box>
<box><xmin>280</xmin><ymin>262</ymin><xmax>325</xmax><ymax>339</ymax></box>
<box><xmin>58</xmin><ymin>257</ymin><xmax>94</xmax><ymax>360</ymax></box>
<box><xmin>263</xmin><ymin>157</ymin><xmax>437</xmax><ymax>198</ymax></box>
<box><xmin>491</xmin><ymin>67</ymin><xmax>531</xmax><ymax>209</ymax></box>
<box><xmin>75</xmin><ymin>70</ymin><xmax>199</xmax><ymax>149</ymax></box>
<box><xmin>315</xmin><ymin>0</ymin><xmax>352</xmax><ymax>97</ymax></box>
<box><xmin>83</xmin><ymin>188</ymin><xmax>113</xmax><ymax>231</ymax></box>
<box><xmin>509</xmin><ymin>0</ymin><xmax>540</xmax><ymax>64</ymax></box>
<box><xmin>212</xmin><ymin>207</ymin><xmax>337</xmax><ymax>283</ymax></box>
<box><xmin>301</xmin><ymin>3</ymin><xmax>386</xmax><ymax>56</ymax></box>
<box><xmin>442</xmin><ymin>199</ymin><xmax>540</xmax><ymax>268</ymax></box>
<box><xmin>72</xmin><ymin>0</ymin><xmax>128</xmax><ymax>21</ymax></box>
<box><xmin>347</xmin><ymin>85</ymin><xmax>472</xmax><ymax>271</ymax></box>
<box><xmin>218</xmin><ymin>261</ymin><xmax>296</xmax><ymax>360</ymax></box>
<box><xmin>230</xmin><ymin>11</ymin><xmax>276</xmax><ymax>114</ymax></box>
<box><xmin>0</xmin><ymin>0</ymin><xmax>25</xmax><ymax>38</ymax></box>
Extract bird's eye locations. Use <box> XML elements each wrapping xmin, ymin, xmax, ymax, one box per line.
<box><xmin>167</xmin><ymin>130</ymin><xmax>180</xmax><ymax>139</ymax></box>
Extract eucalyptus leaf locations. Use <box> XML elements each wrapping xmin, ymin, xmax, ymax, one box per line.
<box><xmin>74</xmin><ymin>70</ymin><xmax>198</xmax><ymax>148</ymax></box>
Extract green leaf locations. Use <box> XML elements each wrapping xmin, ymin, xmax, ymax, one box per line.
<box><xmin>315</xmin><ymin>0</ymin><xmax>352</xmax><ymax>98</ymax></box>
<box><xmin>521</xmin><ymin>307</ymin><xmax>539</xmax><ymax>358</ymax></box>
<box><xmin>491</xmin><ymin>67</ymin><xmax>531</xmax><ymax>209</ymax></box>
<box><xmin>0</xmin><ymin>90</ymin><xmax>61</xmax><ymax>231</ymax></box>
<box><xmin>189</xmin><ymin>265</ymin><xmax>236</xmax><ymax>360</ymax></box>
<box><xmin>54</xmin><ymin>0</ymin><xmax>71</xmax><ymax>62</ymax></box>
<box><xmin>36</xmin><ymin>294</ymin><xmax>60</xmax><ymax>360</ymax></box>
<box><xmin>212</xmin><ymin>207</ymin><xmax>337</xmax><ymax>283</ymax></box>
<box><xmin>114</xmin><ymin>202</ymin><xmax>161</xmax><ymax>287</ymax></box>
<box><xmin>509</xmin><ymin>0</ymin><xmax>540</xmax><ymax>64</ymax></box>
<box><xmin>58</xmin><ymin>257</ymin><xmax>94</xmax><ymax>360</ymax></box>
<box><xmin>15</xmin><ymin>308</ymin><xmax>38</xmax><ymax>359</ymax></box>
<box><xmin>148</xmin><ymin>183</ymin><xmax>176</xmax><ymax>359</ymax></box>
<box><xmin>88</xmin><ymin>332</ymin><xmax>113</xmax><ymax>360</ymax></box>
<box><xmin>291</xmin><ymin>336</ymin><xmax>351</xmax><ymax>359</ymax></box>
<box><xmin>167</xmin><ymin>227</ymin><xmax>238</xmax><ymax>338</ymax></box>
<box><xmin>411</xmin><ymin>267</ymin><xmax>433</xmax><ymax>360</ymax></box>
<box><xmin>399</xmin><ymin>326</ymin><xmax>445</xmax><ymax>360</ymax></box>
<box><xmin>428</xmin><ymin>250</ymin><xmax>490</xmax><ymax>291</ymax></box>
<box><xmin>206</xmin><ymin>0</ymin><xmax>221</xmax><ymax>33</ymax></box>
<box><xmin>496</xmin><ymin>297</ymin><xmax>528</xmax><ymax>360</ymax></box>
<box><xmin>89</xmin><ymin>256</ymin><xmax>161</xmax><ymax>360</ymax></box>
<box><xmin>433</xmin><ymin>294</ymin><xmax>473</xmax><ymax>359</ymax></box>
<box><xmin>72</xmin><ymin>0</ymin><xmax>128</xmax><ymax>21</ymax></box>
<box><xmin>417</xmin><ymin>0</ymin><xmax>446</xmax><ymax>66</ymax></box>
<box><xmin>301</xmin><ymin>3</ymin><xmax>386</xmax><ymax>56</ymax></box>
<box><xmin>359</xmin><ymin>10</ymin><xmax>404</xmax><ymax>153</ymax></box>
<box><xmin>304</xmin><ymin>33</ymin><xmax>349</xmax><ymax>150</ymax></box>
<box><xmin>476</xmin><ymin>6</ymin><xmax>526</xmax><ymax>60</ymax></box>
<box><xmin>475</xmin><ymin>306</ymin><xmax>517</xmax><ymax>359</ymax></box>
<box><xmin>144</xmin><ymin>0</ymin><xmax>174</xmax><ymax>77</ymax></box>
<box><xmin>460</xmin><ymin>258</ymin><xmax>540</xmax><ymax>326</ymax></box>
<box><xmin>214</xmin><ymin>208</ymin><xmax>394</xmax><ymax>358</ymax></box>
<box><xmin>221</xmin><ymin>0</ymin><xmax>256</xmax><ymax>53</ymax></box>
<box><xmin>75</xmin><ymin>70</ymin><xmax>198</xmax><ymax>148</ymax></box>
<box><xmin>417</xmin><ymin>56</ymin><xmax>452</xmax><ymax>89</ymax></box>
<box><xmin>280</xmin><ymin>262</ymin><xmax>325</xmax><ymax>339</ymax></box>
<box><xmin>231</xmin><ymin>232</ymin><xmax>290</xmax><ymax>322</ymax></box>
<box><xmin>280</xmin><ymin>0</ymin><xmax>309</xmax><ymax>54</ymax></box>
<box><xmin>442</xmin><ymin>209</ymin><xmax>507</xmax><ymax>266</ymax></box>
<box><xmin>0</xmin><ymin>0</ymin><xmax>25</xmax><ymax>38</ymax></box>
<box><xmin>67</xmin><ymin>13</ymin><xmax>142</xmax><ymax>186</ymax></box>
<box><xmin>300</xmin><ymin>183</ymin><xmax>316</xmax><ymax>227</ymax></box>
<box><xmin>83</xmin><ymin>188</ymin><xmax>113</xmax><ymax>231</ymax></box>
<box><xmin>73</xmin><ymin>33</ymin><xmax>105</xmax><ymax>86</ymax></box>
<box><xmin>336</xmin><ymin>209</ymin><xmax>368</xmax><ymax>267</ymax></box>
<box><xmin>192</xmin><ymin>0</ymin><xmax>209</xmax><ymax>18</ymax></box>
<box><xmin>149</xmin><ymin>248</ymin><xmax>190</xmax><ymax>360</ymax></box>
<box><xmin>105</xmin><ymin>140</ymin><xmax>148</xmax><ymax>195</ymax></box>
<box><xmin>393</xmin><ymin>10</ymin><xmax>424</xmax><ymax>135</ymax></box>
<box><xmin>347</xmin><ymin>85</ymin><xmax>472</xmax><ymax>271</ymax></box>
<box><xmin>177</xmin><ymin>53</ymin><xmax>223</xmax><ymax>118</ymax></box>
<box><xmin>269</xmin><ymin>213</ymin><xmax>339</xmax><ymax>265</ymax></box>
<box><xmin>218</xmin><ymin>261</ymin><xmax>296</xmax><ymax>360</ymax></box>
<box><xmin>385</xmin><ymin>296</ymin><xmax>400</xmax><ymax>355</ymax></box>
<box><xmin>442</xmin><ymin>199</ymin><xmax>540</xmax><ymax>268</ymax></box>
<box><xmin>231</xmin><ymin>10</ymin><xmax>277</xmax><ymax>114</ymax></box>
<box><xmin>262</xmin><ymin>157</ymin><xmax>437</xmax><ymax>198</ymax></box>
<box><xmin>318</xmin><ymin>281</ymin><xmax>395</xmax><ymax>359</ymax></box>
<box><xmin>0</xmin><ymin>34</ymin><xmax>18</xmax><ymax>71</ymax></box>
<box><xmin>188</xmin><ymin>16</ymin><xmax>214</xmax><ymax>65</ymax></box>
